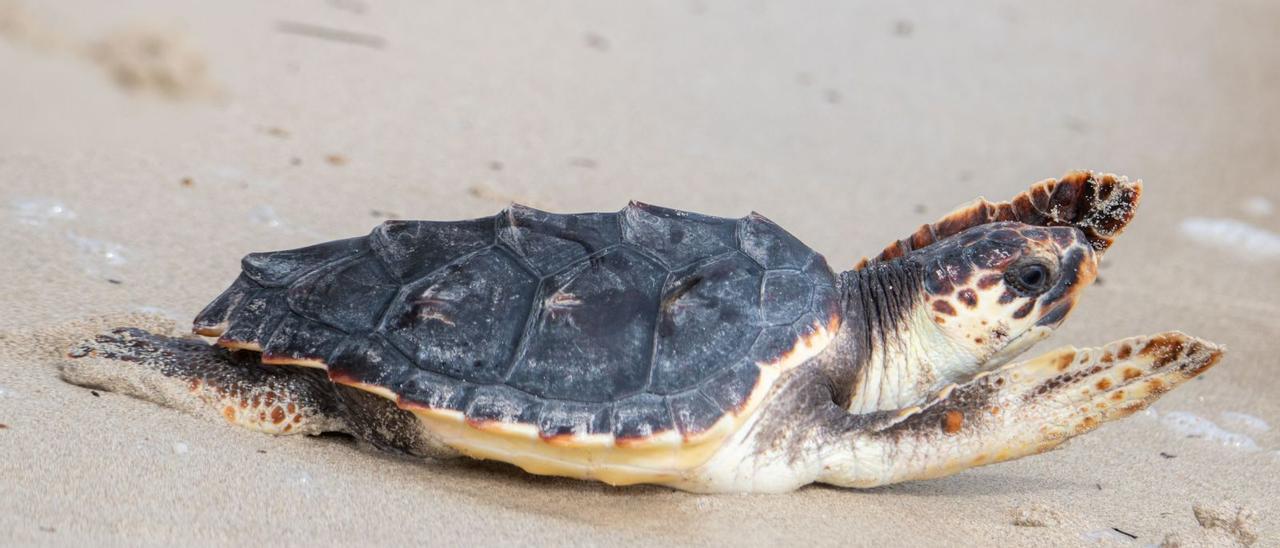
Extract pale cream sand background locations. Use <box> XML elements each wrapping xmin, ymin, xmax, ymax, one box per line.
<box><xmin>1</xmin><ymin>1</ymin><xmax>1278</xmax><ymax>545</ymax></box>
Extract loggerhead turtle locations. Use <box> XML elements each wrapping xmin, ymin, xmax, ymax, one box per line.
<box><xmin>62</xmin><ymin>171</ymin><xmax>1223</xmax><ymax>493</ymax></box>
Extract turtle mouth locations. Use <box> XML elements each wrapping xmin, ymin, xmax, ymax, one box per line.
<box><xmin>978</xmin><ymin>325</ymin><xmax>1054</xmax><ymax>370</ymax></box>
<box><xmin>981</xmin><ymin>283</ymin><xmax>1091</xmax><ymax>370</ymax></box>
<box><xmin>1034</xmin><ymin>303</ymin><xmax>1072</xmax><ymax>327</ymax></box>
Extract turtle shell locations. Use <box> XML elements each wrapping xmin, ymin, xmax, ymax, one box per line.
<box><xmin>194</xmin><ymin>203</ymin><xmax>840</xmax><ymax>483</ymax></box>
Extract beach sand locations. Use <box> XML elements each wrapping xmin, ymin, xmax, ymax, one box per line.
<box><xmin>1</xmin><ymin>1</ymin><xmax>1277</xmax><ymax>545</ymax></box>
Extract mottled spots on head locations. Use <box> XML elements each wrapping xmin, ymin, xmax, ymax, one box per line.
<box><xmin>907</xmin><ymin>221</ymin><xmax>1098</xmax><ymax>364</ymax></box>
<box><xmin>942</xmin><ymin>410</ymin><xmax>964</xmax><ymax>434</ymax></box>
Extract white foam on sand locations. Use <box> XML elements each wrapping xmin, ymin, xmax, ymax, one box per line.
<box><xmin>1241</xmin><ymin>196</ymin><xmax>1274</xmax><ymax>217</ymax></box>
<box><xmin>65</xmin><ymin>231</ymin><xmax>128</xmax><ymax>266</ymax></box>
<box><xmin>6</xmin><ymin>199</ymin><xmax>134</xmax><ymax>279</ymax></box>
<box><xmin>1160</xmin><ymin>412</ymin><xmax>1259</xmax><ymax>450</ymax></box>
<box><xmin>1219</xmin><ymin>411</ymin><xmax>1271</xmax><ymax>432</ymax></box>
<box><xmin>249</xmin><ymin>205</ymin><xmax>284</xmax><ymax>228</ymax></box>
<box><xmin>8</xmin><ymin>197</ymin><xmax>76</xmax><ymax>226</ymax></box>
<box><xmin>247</xmin><ymin>204</ymin><xmax>326</xmax><ymax>239</ymax></box>
<box><xmin>1179</xmin><ymin>217</ymin><xmax>1280</xmax><ymax>259</ymax></box>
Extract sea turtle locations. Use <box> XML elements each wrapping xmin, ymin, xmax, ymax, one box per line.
<box><xmin>62</xmin><ymin>171</ymin><xmax>1223</xmax><ymax>493</ymax></box>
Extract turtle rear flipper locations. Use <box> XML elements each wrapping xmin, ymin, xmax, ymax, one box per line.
<box><xmin>819</xmin><ymin>332</ymin><xmax>1223</xmax><ymax>488</ymax></box>
<box><xmin>63</xmin><ymin>328</ymin><xmax>348</xmax><ymax>436</ymax></box>
<box><xmin>63</xmin><ymin>328</ymin><xmax>457</xmax><ymax>457</ymax></box>
<box><xmin>856</xmin><ymin>171</ymin><xmax>1142</xmax><ymax>269</ymax></box>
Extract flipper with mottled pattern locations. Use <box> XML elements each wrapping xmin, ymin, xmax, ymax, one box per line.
<box><xmin>820</xmin><ymin>331</ymin><xmax>1223</xmax><ymax>487</ymax></box>
<box><xmin>855</xmin><ymin>171</ymin><xmax>1142</xmax><ymax>269</ymax></box>
<box><xmin>61</xmin><ymin>328</ymin><xmax>450</xmax><ymax>457</ymax></box>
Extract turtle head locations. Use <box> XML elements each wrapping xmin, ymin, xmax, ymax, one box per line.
<box><xmin>842</xmin><ymin>172</ymin><xmax>1139</xmax><ymax>414</ymax></box>
<box><xmin>909</xmin><ymin>221</ymin><xmax>1098</xmax><ymax>370</ymax></box>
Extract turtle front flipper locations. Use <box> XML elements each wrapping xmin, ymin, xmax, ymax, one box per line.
<box><xmin>62</xmin><ymin>328</ymin><xmax>348</xmax><ymax>437</ymax></box>
<box><xmin>819</xmin><ymin>332</ymin><xmax>1223</xmax><ymax>488</ymax></box>
<box><xmin>855</xmin><ymin>171</ymin><xmax>1142</xmax><ymax>269</ymax></box>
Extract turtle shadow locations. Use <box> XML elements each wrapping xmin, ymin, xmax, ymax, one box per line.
<box><xmin>399</xmin><ymin>457</ymin><xmax>718</xmax><ymax>538</ymax></box>
<box><xmin>333</xmin><ymin>426</ymin><xmax>1071</xmax><ymax>501</ymax></box>
<box><xmin>812</xmin><ymin>470</ymin><xmax>1078</xmax><ymax>498</ymax></box>
<box><xmin>294</xmin><ymin>433</ymin><xmax>692</xmax><ymax>534</ymax></box>
<box><xmin>354</xmin><ymin>440</ymin><xmax>1077</xmax><ymax>538</ymax></box>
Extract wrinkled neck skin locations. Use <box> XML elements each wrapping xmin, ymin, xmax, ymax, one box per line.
<box><xmin>817</xmin><ymin>260</ymin><xmax>978</xmax><ymax>413</ymax></box>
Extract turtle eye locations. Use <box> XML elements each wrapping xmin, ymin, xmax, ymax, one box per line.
<box><xmin>1005</xmin><ymin>261</ymin><xmax>1052</xmax><ymax>296</ymax></box>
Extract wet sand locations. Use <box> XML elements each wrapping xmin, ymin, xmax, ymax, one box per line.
<box><xmin>1</xmin><ymin>1</ymin><xmax>1277</xmax><ymax>545</ymax></box>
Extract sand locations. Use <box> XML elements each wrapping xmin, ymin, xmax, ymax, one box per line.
<box><xmin>1</xmin><ymin>1</ymin><xmax>1277</xmax><ymax>545</ymax></box>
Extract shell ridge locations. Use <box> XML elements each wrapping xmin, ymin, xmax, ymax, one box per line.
<box><xmin>495</xmin><ymin>208</ymin><xmax>525</xmax><ymax>258</ymax></box>
<box><xmin>493</xmin><ymin>236</ymin><xmax>542</xmax><ymax>277</ymax></box>
<box><xmin>368</xmin><ymin>226</ymin><xmax>409</xmax><ymax>285</ymax></box>
<box><xmin>615</xmin><ymin>204</ymin><xmax>632</xmax><ymax>248</ymax></box>
<box><xmin>284</xmin><ymin>251</ymin><xmax>398</xmax><ymax>336</ymax></box>
<box><xmin>198</xmin><ymin>282</ymin><xmax>259</xmax><ymax>334</ymax></box>
<box><xmin>542</xmin><ymin>243</ymin><xmax>622</xmax><ymax>279</ymax></box>
<box><xmin>622</xmin><ymin>241</ymin><xmax>672</xmax><ymax>271</ymax></box>
<box><xmin>240</xmin><ymin>236</ymin><xmax>367</xmax><ymax>288</ymax></box>
<box><xmin>693</xmin><ymin>386</ymin><xmax>732</xmax><ymax>420</ymax></box>
<box><xmin>498</xmin><ymin>270</ymin><xmax>551</xmax><ymax>383</ymax></box>
<box><xmin>371</xmin><ymin>245</ymin><xmax>496</xmax><ymax>333</ymax></box>
<box><xmin>735</xmin><ymin>215</ymin><xmax>770</xmax><ymax>270</ymax></box>
<box><xmin>253</xmin><ymin>308</ymin><xmax>295</xmax><ymax>356</ymax></box>
<box><xmin>321</xmin><ymin>334</ymin><xmax>357</xmax><ymax>373</ymax></box>
<box><xmin>493</xmin><ymin>211</ymin><xmax>548</xmax><ymax>277</ymax></box>
<box><xmin>640</xmin><ymin>270</ymin><xmax>676</xmax><ymax>392</ymax></box>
